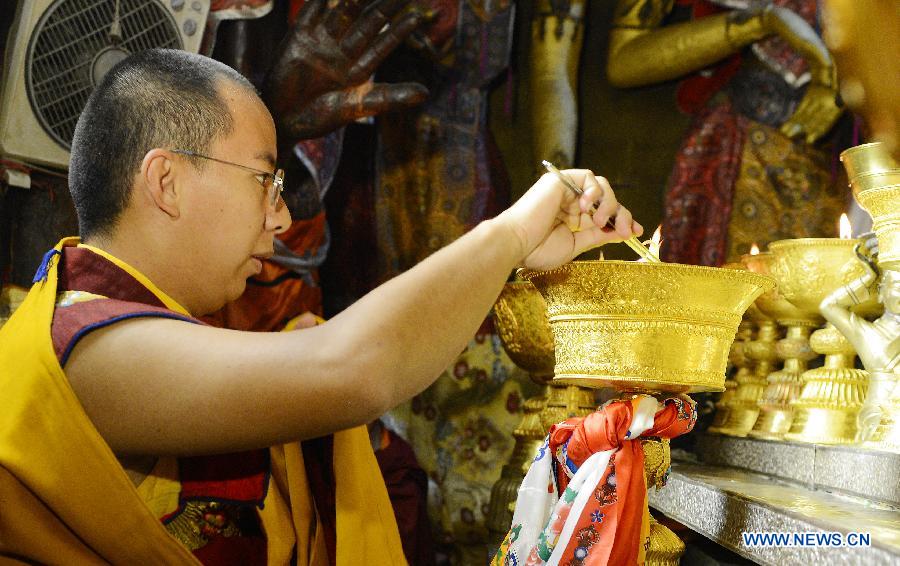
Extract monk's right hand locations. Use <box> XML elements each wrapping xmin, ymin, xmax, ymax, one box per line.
<box><xmin>497</xmin><ymin>169</ymin><xmax>643</xmax><ymax>271</ymax></box>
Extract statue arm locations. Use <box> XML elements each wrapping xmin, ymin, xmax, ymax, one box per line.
<box><xmin>820</xmin><ymin>268</ymin><xmax>878</xmax><ymax>347</ymax></box>
<box><xmin>529</xmin><ymin>0</ymin><xmax>587</xmax><ymax>169</ymax></box>
<box><xmin>607</xmin><ymin>0</ymin><xmax>765</xmax><ymax>88</ymax></box>
<box><xmin>607</xmin><ymin>0</ymin><xmax>840</xmax><ymax>142</ymax></box>
<box><xmin>607</xmin><ymin>1</ymin><xmax>831</xmax><ymax>89</ymax></box>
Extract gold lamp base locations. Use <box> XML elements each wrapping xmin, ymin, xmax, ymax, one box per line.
<box><xmin>646</xmin><ymin>517</ymin><xmax>685</xmax><ymax>566</ymax></box>
<box><xmin>716</xmin><ymin>319</ymin><xmax>777</xmax><ymax>437</ymax></box>
<box><xmin>714</xmin><ymin>404</ymin><xmax>761</xmax><ymax>437</ymax></box>
<box><xmin>748</xmin><ymin>407</ymin><xmax>794</xmax><ymax>439</ymax></box>
<box><xmin>785</xmin><ymin>404</ymin><xmax>864</xmax><ymax>445</ymax></box>
<box><xmin>784</xmin><ymin>326</ymin><xmax>868</xmax><ymax>445</ymax></box>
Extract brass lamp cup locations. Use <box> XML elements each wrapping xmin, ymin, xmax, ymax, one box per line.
<box><xmin>741</xmin><ymin>253</ymin><xmax>818</xmax><ymax>327</ymax></box>
<box><xmin>768</xmin><ymin>238</ymin><xmax>882</xmax><ymax>319</ymax></box>
<box><xmin>841</xmin><ymin>142</ymin><xmax>900</xmax><ymax>270</ymax></box>
<box><xmin>519</xmin><ymin>261</ymin><xmax>774</xmax><ymax>394</ymax></box>
<box><xmin>493</xmin><ymin>281</ymin><xmax>556</xmax><ymax>380</ymax></box>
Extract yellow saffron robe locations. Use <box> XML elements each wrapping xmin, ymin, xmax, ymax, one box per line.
<box><xmin>0</xmin><ymin>238</ymin><xmax>406</xmax><ymax>565</ymax></box>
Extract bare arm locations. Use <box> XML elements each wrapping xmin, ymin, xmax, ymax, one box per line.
<box><xmin>66</xmin><ymin>171</ymin><xmax>642</xmax><ymax>456</ymax></box>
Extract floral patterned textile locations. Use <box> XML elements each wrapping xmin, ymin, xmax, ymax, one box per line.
<box><xmin>386</xmin><ymin>320</ymin><xmax>539</xmax><ymax>564</ymax></box>
<box><xmin>492</xmin><ymin>396</ymin><xmax>697</xmax><ymax>566</ymax></box>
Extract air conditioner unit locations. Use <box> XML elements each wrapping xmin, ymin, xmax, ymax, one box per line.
<box><xmin>0</xmin><ymin>0</ymin><xmax>210</xmax><ymax>171</ymax></box>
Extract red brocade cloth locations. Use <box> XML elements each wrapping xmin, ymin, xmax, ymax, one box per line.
<box><xmin>661</xmin><ymin>99</ymin><xmax>744</xmax><ymax>266</ymax></box>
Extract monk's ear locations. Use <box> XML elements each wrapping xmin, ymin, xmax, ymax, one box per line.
<box><xmin>139</xmin><ymin>149</ymin><xmax>180</xmax><ymax>219</ymax></box>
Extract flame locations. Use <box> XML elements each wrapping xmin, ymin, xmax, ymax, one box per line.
<box><xmin>649</xmin><ymin>225</ymin><xmax>662</xmax><ymax>257</ymax></box>
<box><xmin>750</xmin><ymin>243</ymin><xmax>760</xmax><ymax>255</ymax></box>
<box><xmin>840</xmin><ymin>213</ymin><xmax>852</xmax><ymax>239</ymax></box>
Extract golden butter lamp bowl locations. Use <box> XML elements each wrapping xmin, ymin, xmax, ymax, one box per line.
<box><xmin>492</xmin><ymin>281</ymin><xmax>555</xmax><ymax>378</ymax></box>
<box><xmin>768</xmin><ymin>238</ymin><xmax>882</xmax><ymax>319</ymax></box>
<box><xmin>840</xmin><ymin>142</ymin><xmax>900</xmax><ymax>270</ymax></box>
<box><xmin>741</xmin><ymin>252</ymin><xmax>818</xmax><ymax>325</ymax></box>
<box><xmin>722</xmin><ymin>261</ymin><xmax>771</xmax><ymax>323</ymax></box>
<box><xmin>519</xmin><ymin>261</ymin><xmax>774</xmax><ymax>394</ymax></box>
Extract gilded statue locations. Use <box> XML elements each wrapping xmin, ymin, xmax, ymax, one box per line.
<box><xmin>607</xmin><ymin>0</ymin><xmax>847</xmax><ymax>265</ymax></box>
<box><xmin>820</xmin><ymin>237</ymin><xmax>900</xmax><ymax>442</ymax></box>
<box><xmin>529</xmin><ymin>0</ymin><xmax>587</xmax><ymax>169</ymax></box>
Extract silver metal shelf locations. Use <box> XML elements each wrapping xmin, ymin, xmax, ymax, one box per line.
<box><xmin>649</xmin><ymin>462</ymin><xmax>900</xmax><ymax>566</ymax></box>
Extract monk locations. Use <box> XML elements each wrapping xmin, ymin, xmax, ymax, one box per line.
<box><xmin>0</xmin><ymin>49</ymin><xmax>641</xmax><ymax>564</ymax></box>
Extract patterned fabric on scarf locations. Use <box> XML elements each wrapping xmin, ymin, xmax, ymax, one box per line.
<box><xmin>492</xmin><ymin>396</ymin><xmax>697</xmax><ymax>565</ymax></box>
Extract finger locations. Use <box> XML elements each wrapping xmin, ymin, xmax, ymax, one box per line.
<box><xmin>613</xmin><ymin>205</ymin><xmax>634</xmax><ymax>238</ymax></box>
<box><xmin>324</xmin><ymin>0</ymin><xmax>364</xmax><ymax>38</ymax></box>
<box><xmin>632</xmin><ymin>220</ymin><xmax>644</xmax><ymax>237</ymax></box>
<box><xmin>340</xmin><ymin>0</ymin><xmax>408</xmax><ymax>56</ymax></box>
<box><xmin>580</xmin><ymin>181</ymin><xmax>605</xmax><ymax>213</ymax></box>
<box><xmin>585</xmin><ymin>176</ymin><xmax>618</xmax><ymax>230</ymax></box>
<box><xmin>296</xmin><ymin>0</ymin><xmax>327</xmax><ymax>28</ymax></box>
<box><xmin>572</xmin><ymin>225</ymin><xmax>607</xmax><ymax>255</ymax></box>
<box><xmin>347</xmin><ymin>10</ymin><xmax>425</xmax><ymax>80</ymax></box>
<box><xmin>351</xmin><ymin>82</ymin><xmax>428</xmax><ymax>118</ymax></box>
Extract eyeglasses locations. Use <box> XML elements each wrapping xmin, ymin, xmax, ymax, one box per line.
<box><xmin>171</xmin><ymin>149</ymin><xmax>284</xmax><ymax>209</ymax></box>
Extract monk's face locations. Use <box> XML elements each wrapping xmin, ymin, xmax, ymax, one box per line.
<box><xmin>177</xmin><ymin>81</ymin><xmax>291</xmax><ymax>312</ymax></box>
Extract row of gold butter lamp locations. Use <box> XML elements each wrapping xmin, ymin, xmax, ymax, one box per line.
<box><xmin>710</xmin><ymin>142</ymin><xmax>899</xmax><ymax>451</ymax></box>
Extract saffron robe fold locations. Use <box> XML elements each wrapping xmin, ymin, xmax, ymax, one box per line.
<box><xmin>0</xmin><ymin>237</ymin><xmax>406</xmax><ymax>565</ymax></box>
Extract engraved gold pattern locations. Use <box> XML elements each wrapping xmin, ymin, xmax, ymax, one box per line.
<box><xmin>521</xmin><ymin>261</ymin><xmax>773</xmax><ymax>393</ymax></box>
<box><xmin>493</xmin><ymin>281</ymin><xmax>555</xmax><ymax>377</ymax></box>
<box><xmin>841</xmin><ymin>142</ymin><xmax>900</xmax><ymax>270</ymax></box>
<box><xmin>164</xmin><ymin>501</ymin><xmax>243</xmax><ymax>551</ymax></box>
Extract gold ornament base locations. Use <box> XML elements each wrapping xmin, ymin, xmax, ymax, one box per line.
<box><xmin>708</xmin><ymin>407</ymin><xmax>731</xmax><ymax>431</ymax></box>
<box><xmin>713</xmin><ymin>403</ymin><xmax>760</xmax><ymax>437</ymax></box>
<box><xmin>785</xmin><ymin>404</ymin><xmax>864</xmax><ymax>445</ymax></box>
<box><xmin>784</xmin><ymin>365</ymin><xmax>868</xmax><ymax>445</ymax></box>
<box><xmin>646</xmin><ymin>517</ymin><xmax>685</xmax><ymax>566</ymax></box>
<box><xmin>748</xmin><ymin>407</ymin><xmax>793</xmax><ymax>440</ymax></box>
<box><xmin>539</xmin><ymin>383</ymin><xmax>596</xmax><ymax>431</ymax></box>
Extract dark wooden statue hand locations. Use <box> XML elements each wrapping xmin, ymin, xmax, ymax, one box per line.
<box><xmin>265</xmin><ymin>0</ymin><xmax>429</xmax><ymax>140</ymax></box>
